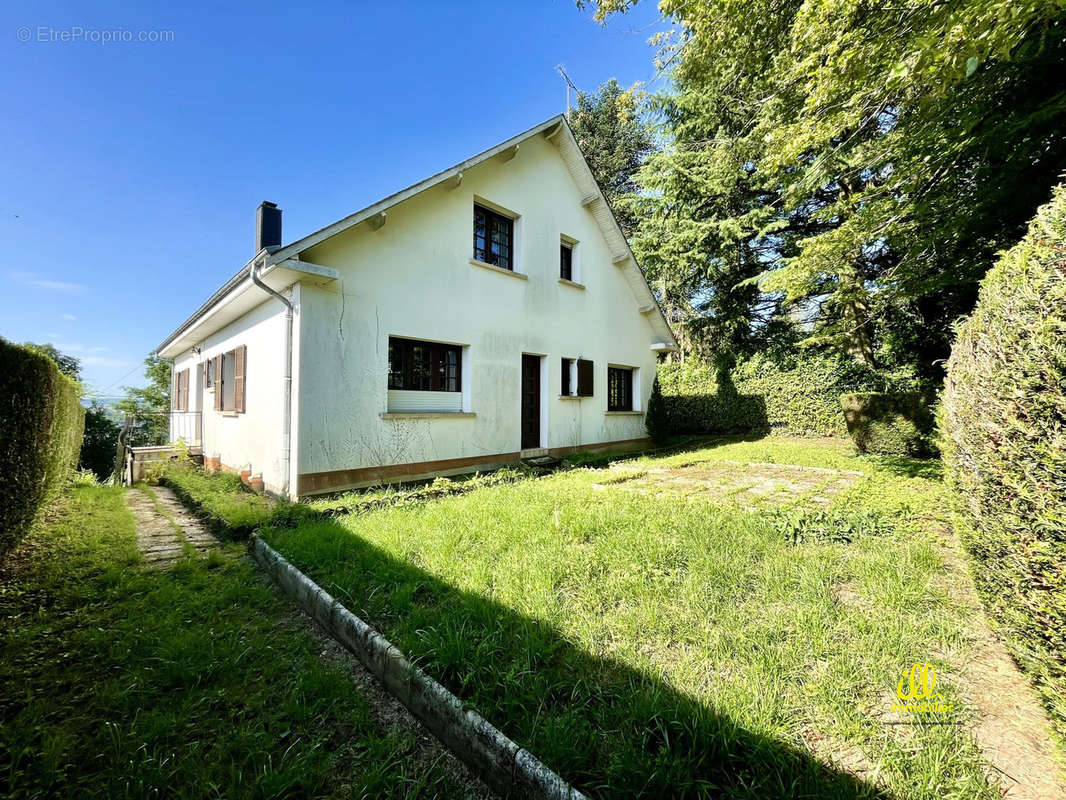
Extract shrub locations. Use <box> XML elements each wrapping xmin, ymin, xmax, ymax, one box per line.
<box><xmin>941</xmin><ymin>183</ymin><xmax>1066</xmax><ymax>742</ymax></box>
<box><xmin>657</xmin><ymin>352</ymin><xmax>915</xmax><ymax>438</ymax></box>
<box><xmin>840</xmin><ymin>392</ymin><xmax>934</xmax><ymax>456</ymax></box>
<box><xmin>0</xmin><ymin>339</ymin><xmax>85</xmax><ymax>552</ymax></box>
<box><xmin>71</xmin><ymin>468</ymin><xmax>102</xmax><ymax>487</ymax></box>
<box><xmin>644</xmin><ymin>375</ymin><xmax>670</xmax><ymax>444</ymax></box>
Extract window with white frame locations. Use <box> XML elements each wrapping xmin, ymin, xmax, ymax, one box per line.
<box><xmin>607</xmin><ymin>366</ymin><xmax>635</xmax><ymax>411</ymax></box>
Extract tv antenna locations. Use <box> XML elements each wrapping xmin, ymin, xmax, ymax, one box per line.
<box><xmin>556</xmin><ymin>65</ymin><xmax>579</xmax><ymax>113</ymax></box>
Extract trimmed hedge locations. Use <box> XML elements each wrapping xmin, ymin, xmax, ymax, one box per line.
<box><xmin>941</xmin><ymin>184</ymin><xmax>1066</xmax><ymax>742</ymax></box>
<box><xmin>0</xmin><ymin>340</ymin><xmax>85</xmax><ymax>552</ymax></box>
<box><xmin>840</xmin><ymin>392</ymin><xmax>934</xmax><ymax>456</ymax></box>
<box><xmin>658</xmin><ymin>353</ymin><xmax>916</xmax><ymax>438</ymax></box>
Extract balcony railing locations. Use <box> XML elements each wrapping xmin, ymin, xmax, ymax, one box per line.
<box><xmin>120</xmin><ymin>411</ymin><xmax>202</xmax><ymax>448</ymax></box>
<box><xmin>170</xmin><ymin>411</ymin><xmax>202</xmax><ymax>445</ymax></box>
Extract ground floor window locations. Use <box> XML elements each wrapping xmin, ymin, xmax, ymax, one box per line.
<box><xmin>388</xmin><ymin>337</ymin><xmax>462</xmax><ymax>392</ymax></box>
<box><xmin>607</xmin><ymin>366</ymin><xmax>634</xmax><ymax>411</ymax></box>
<box><xmin>222</xmin><ymin>352</ymin><xmax>236</xmax><ymax>410</ymax></box>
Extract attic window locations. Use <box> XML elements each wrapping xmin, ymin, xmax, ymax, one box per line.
<box><xmin>473</xmin><ymin>204</ymin><xmax>514</xmax><ymax>270</ymax></box>
<box><xmin>560</xmin><ymin>241</ymin><xmax>573</xmax><ymax>281</ymax></box>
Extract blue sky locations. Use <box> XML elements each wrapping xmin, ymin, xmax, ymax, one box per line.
<box><xmin>0</xmin><ymin>0</ymin><xmax>668</xmax><ymax>396</ymax></box>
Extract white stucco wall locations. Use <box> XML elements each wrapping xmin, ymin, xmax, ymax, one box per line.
<box><xmin>295</xmin><ymin>132</ymin><xmax>662</xmax><ymax>491</ymax></box>
<box><xmin>171</xmin><ymin>291</ymin><xmax>293</xmax><ymax>494</ymax></box>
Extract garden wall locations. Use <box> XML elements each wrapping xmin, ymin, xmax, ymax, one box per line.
<box><xmin>0</xmin><ymin>340</ymin><xmax>85</xmax><ymax>552</ymax></box>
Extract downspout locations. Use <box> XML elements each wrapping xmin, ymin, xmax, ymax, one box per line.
<box><xmin>251</xmin><ymin>254</ymin><xmax>294</xmax><ymax>499</ymax></box>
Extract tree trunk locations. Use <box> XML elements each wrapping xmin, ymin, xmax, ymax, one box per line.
<box><xmin>840</xmin><ymin>265</ymin><xmax>877</xmax><ymax>367</ymax></box>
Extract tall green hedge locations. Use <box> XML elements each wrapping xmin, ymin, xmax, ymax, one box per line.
<box><xmin>658</xmin><ymin>353</ymin><xmax>915</xmax><ymax>438</ymax></box>
<box><xmin>0</xmin><ymin>340</ymin><xmax>85</xmax><ymax>552</ymax></box>
<box><xmin>941</xmin><ymin>184</ymin><xmax>1066</xmax><ymax>742</ymax></box>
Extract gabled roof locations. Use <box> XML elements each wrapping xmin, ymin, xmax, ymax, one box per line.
<box><xmin>156</xmin><ymin>115</ymin><xmax>676</xmax><ymax>358</ymax></box>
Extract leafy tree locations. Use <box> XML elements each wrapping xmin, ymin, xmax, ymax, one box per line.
<box><xmin>567</xmin><ymin>77</ymin><xmax>656</xmax><ymax>239</ymax></box>
<box><xmin>79</xmin><ymin>402</ymin><xmax>120</xmax><ymax>480</ymax></box>
<box><xmin>587</xmin><ymin>0</ymin><xmax>1066</xmax><ymax>379</ymax></box>
<box><xmin>117</xmin><ymin>354</ymin><xmax>171</xmax><ymax>445</ymax></box>
<box><xmin>22</xmin><ymin>342</ymin><xmax>81</xmax><ymax>381</ymax></box>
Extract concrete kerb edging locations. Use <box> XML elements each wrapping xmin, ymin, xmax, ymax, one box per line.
<box><xmin>248</xmin><ymin>534</ymin><xmax>587</xmax><ymax>800</ymax></box>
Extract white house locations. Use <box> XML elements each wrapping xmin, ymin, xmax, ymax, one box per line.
<box><xmin>156</xmin><ymin>116</ymin><xmax>677</xmax><ymax>498</ymax></box>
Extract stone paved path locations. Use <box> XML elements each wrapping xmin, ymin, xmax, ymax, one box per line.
<box><xmin>125</xmin><ymin>486</ymin><xmax>220</xmax><ymax>567</ymax></box>
<box><xmin>593</xmin><ymin>459</ymin><xmax>863</xmax><ymax>508</ymax></box>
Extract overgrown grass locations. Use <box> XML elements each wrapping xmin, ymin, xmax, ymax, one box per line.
<box><xmin>305</xmin><ymin>466</ymin><xmax>535</xmax><ymax>516</ymax></box>
<box><xmin>260</xmin><ymin>438</ymin><xmax>998</xmax><ymax>799</ymax></box>
<box><xmin>164</xmin><ymin>462</ymin><xmax>280</xmax><ymax>536</ymax></box>
<box><xmin>0</xmin><ymin>486</ymin><xmax>476</xmax><ymax>798</ymax></box>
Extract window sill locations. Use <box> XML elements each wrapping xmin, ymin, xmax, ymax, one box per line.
<box><xmin>558</xmin><ymin>278</ymin><xmax>585</xmax><ymax>290</ymax></box>
<box><xmin>605</xmin><ymin>410</ymin><xmax>643</xmax><ymax>416</ymax></box>
<box><xmin>469</xmin><ymin>259</ymin><xmax>527</xmax><ymax>280</ymax></box>
<box><xmin>220</xmin><ymin>410</ymin><xmax>240</xmax><ymax>417</ymax></box>
<box><xmin>558</xmin><ymin>394</ymin><xmax>582</xmax><ymax>400</ymax></box>
<box><xmin>380</xmin><ymin>411</ymin><xmax>476</xmax><ymax>420</ymax></box>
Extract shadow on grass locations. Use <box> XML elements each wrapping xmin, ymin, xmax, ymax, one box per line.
<box><xmin>865</xmin><ymin>455</ymin><xmax>943</xmax><ymax>481</ymax></box>
<box><xmin>563</xmin><ymin>431</ymin><xmax>771</xmax><ymax>471</ymax></box>
<box><xmin>261</xmin><ymin>516</ymin><xmax>887</xmax><ymax>799</ymax></box>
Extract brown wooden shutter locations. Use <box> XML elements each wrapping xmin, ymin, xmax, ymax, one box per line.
<box><xmin>174</xmin><ymin>369</ymin><xmax>188</xmax><ymax>411</ymax></box>
<box><xmin>214</xmin><ymin>357</ymin><xmax>223</xmax><ymax>411</ymax></box>
<box><xmin>577</xmin><ymin>359</ymin><xmax>594</xmax><ymax>397</ymax></box>
<box><xmin>234</xmin><ymin>345</ymin><xmax>246</xmax><ymax>413</ymax></box>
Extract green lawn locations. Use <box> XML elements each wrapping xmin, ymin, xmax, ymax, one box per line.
<box><xmin>0</xmin><ymin>486</ymin><xmax>476</xmax><ymax>799</ymax></box>
<box><xmin>260</xmin><ymin>437</ymin><xmax>997</xmax><ymax>799</ymax></box>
